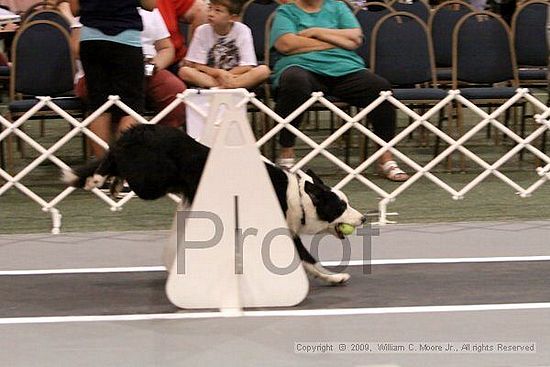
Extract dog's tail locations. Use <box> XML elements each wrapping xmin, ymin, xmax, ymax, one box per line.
<box><xmin>61</xmin><ymin>159</ymin><xmax>103</xmax><ymax>189</ymax></box>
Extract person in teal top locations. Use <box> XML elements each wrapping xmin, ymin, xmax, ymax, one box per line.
<box><xmin>270</xmin><ymin>0</ymin><xmax>408</xmax><ymax>181</ymax></box>
<box><xmin>270</xmin><ymin>0</ymin><xmax>364</xmax><ymax>88</ymax></box>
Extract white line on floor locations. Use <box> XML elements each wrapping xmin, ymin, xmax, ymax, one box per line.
<box><xmin>1</xmin><ymin>302</ymin><xmax>550</xmax><ymax>325</ymax></box>
<box><xmin>0</xmin><ymin>266</ymin><xmax>166</xmax><ymax>276</ymax></box>
<box><xmin>321</xmin><ymin>256</ymin><xmax>550</xmax><ymax>266</ymax></box>
<box><xmin>1</xmin><ymin>255</ymin><xmax>550</xmax><ymax>276</ymax></box>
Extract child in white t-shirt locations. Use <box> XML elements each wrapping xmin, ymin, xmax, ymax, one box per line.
<box><xmin>178</xmin><ymin>0</ymin><xmax>270</xmax><ymax>89</ymax></box>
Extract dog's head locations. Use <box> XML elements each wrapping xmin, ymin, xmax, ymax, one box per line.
<box><xmin>299</xmin><ymin>169</ymin><xmax>366</xmax><ymax>239</ymax></box>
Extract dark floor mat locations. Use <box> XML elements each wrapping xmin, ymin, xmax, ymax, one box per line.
<box><xmin>1</xmin><ymin>261</ymin><xmax>549</xmax><ymax>317</ymax></box>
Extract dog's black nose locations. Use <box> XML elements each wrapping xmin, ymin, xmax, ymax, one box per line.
<box><xmin>360</xmin><ymin>215</ymin><xmax>367</xmax><ymax>224</ymax></box>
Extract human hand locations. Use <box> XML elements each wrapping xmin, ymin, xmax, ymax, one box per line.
<box><xmin>0</xmin><ymin>22</ymin><xmax>19</xmax><ymax>32</ymax></box>
<box><xmin>298</xmin><ymin>28</ymin><xmax>321</xmax><ymax>39</ymax></box>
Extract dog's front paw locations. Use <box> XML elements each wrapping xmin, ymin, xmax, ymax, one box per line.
<box><xmin>84</xmin><ymin>174</ymin><xmax>107</xmax><ymax>191</ymax></box>
<box><xmin>302</xmin><ymin>262</ymin><xmax>350</xmax><ymax>285</ymax></box>
<box><xmin>323</xmin><ymin>272</ymin><xmax>350</xmax><ymax>285</ymax></box>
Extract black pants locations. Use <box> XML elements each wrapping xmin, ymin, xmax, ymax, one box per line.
<box><xmin>274</xmin><ymin>66</ymin><xmax>396</xmax><ymax>148</ymax></box>
<box><xmin>80</xmin><ymin>40</ymin><xmax>145</xmax><ymax>117</ymax></box>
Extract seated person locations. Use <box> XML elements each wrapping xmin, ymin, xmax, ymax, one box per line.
<box><xmin>156</xmin><ymin>0</ymin><xmax>208</xmax><ymax>74</ymax></box>
<box><xmin>0</xmin><ymin>6</ymin><xmax>18</xmax><ymax>57</ymax></box>
<box><xmin>178</xmin><ymin>0</ymin><xmax>270</xmax><ymax>89</ymax></box>
<box><xmin>75</xmin><ymin>7</ymin><xmax>187</xmax><ymax>129</ymax></box>
<box><xmin>270</xmin><ymin>0</ymin><xmax>408</xmax><ymax>181</ymax></box>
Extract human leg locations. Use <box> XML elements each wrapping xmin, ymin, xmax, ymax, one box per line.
<box><xmin>109</xmin><ymin>43</ymin><xmax>145</xmax><ymax>136</ymax></box>
<box><xmin>274</xmin><ymin>66</ymin><xmax>326</xmax><ymax>159</ymax></box>
<box><xmin>88</xmin><ymin>113</ymin><xmax>111</xmax><ymax>158</ymax></box>
<box><xmin>146</xmin><ymin>69</ymin><xmax>187</xmax><ymax>128</ymax></box>
<box><xmin>80</xmin><ymin>41</ymin><xmax>114</xmax><ymax>158</ymax></box>
<box><xmin>216</xmin><ymin>65</ymin><xmax>271</xmax><ymax>89</ymax></box>
<box><xmin>178</xmin><ymin>66</ymin><xmax>219</xmax><ymax>88</ymax></box>
<box><xmin>332</xmin><ymin>70</ymin><xmax>408</xmax><ymax>181</ymax></box>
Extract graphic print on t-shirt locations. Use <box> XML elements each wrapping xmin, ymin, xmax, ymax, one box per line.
<box><xmin>207</xmin><ymin>37</ymin><xmax>240</xmax><ymax>70</ymax></box>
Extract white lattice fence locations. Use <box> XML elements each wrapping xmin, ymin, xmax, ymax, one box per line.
<box><xmin>1</xmin><ymin>88</ymin><xmax>549</xmax><ymax>233</ymax></box>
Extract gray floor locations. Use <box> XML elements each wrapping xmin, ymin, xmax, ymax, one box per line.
<box><xmin>1</xmin><ymin>221</ymin><xmax>550</xmax><ymax>367</ymax></box>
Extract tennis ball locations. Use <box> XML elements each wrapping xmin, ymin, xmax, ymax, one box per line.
<box><xmin>338</xmin><ymin>223</ymin><xmax>355</xmax><ymax>235</ymax></box>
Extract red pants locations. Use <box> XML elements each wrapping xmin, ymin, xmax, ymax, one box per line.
<box><xmin>75</xmin><ymin>69</ymin><xmax>186</xmax><ymax>128</ymax></box>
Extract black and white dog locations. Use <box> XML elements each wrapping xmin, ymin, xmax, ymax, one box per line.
<box><xmin>63</xmin><ymin>124</ymin><xmax>366</xmax><ymax>284</ymax></box>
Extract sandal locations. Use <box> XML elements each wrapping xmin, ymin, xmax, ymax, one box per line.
<box><xmin>379</xmin><ymin>160</ymin><xmax>409</xmax><ymax>182</ymax></box>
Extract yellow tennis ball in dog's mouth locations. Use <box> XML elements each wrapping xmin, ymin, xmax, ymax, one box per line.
<box><xmin>338</xmin><ymin>223</ymin><xmax>355</xmax><ymax>235</ymax></box>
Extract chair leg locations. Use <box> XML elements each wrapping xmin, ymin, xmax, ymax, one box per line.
<box><xmin>486</xmin><ymin>105</ymin><xmax>493</xmax><ymax>140</ymax></box>
<box><xmin>315</xmin><ymin>111</ymin><xmax>320</xmax><ymax>129</ymax></box>
<box><xmin>0</xmin><ymin>128</ymin><xmax>4</xmax><ymax>171</ymax></box>
<box><xmin>14</xmin><ymin>120</ymin><xmax>26</xmax><ymax>159</ymax></box>
<box><xmin>7</xmin><ymin>133</ymin><xmax>14</xmax><ymax>174</ymax></box>
<box><xmin>445</xmin><ymin>104</ymin><xmax>454</xmax><ymax>172</ymax></box>
<box><xmin>433</xmin><ymin>108</ymin><xmax>446</xmax><ymax>158</ymax></box>
<box><xmin>40</xmin><ymin>119</ymin><xmax>45</xmax><ymax>137</ymax></box>
<box><xmin>541</xmin><ymin>130</ymin><xmax>547</xmax><ymax>155</ymax></box>
<box><xmin>344</xmin><ymin>128</ymin><xmax>351</xmax><ymax>165</ymax></box>
<box><xmin>458</xmin><ymin>103</ymin><xmax>466</xmax><ymax>172</ymax></box>
<box><xmin>359</xmin><ymin>135</ymin><xmax>368</xmax><ymax>163</ymax></box>
<box><xmin>519</xmin><ymin>103</ymin><xmax>527</xmax><ymax>161</ymax></box>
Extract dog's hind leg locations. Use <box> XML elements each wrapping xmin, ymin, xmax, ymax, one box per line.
<box><xmin>294</xmin><ymin>236</ymin><xmax>350</xmax><ymax>285</ymax></box>
<box><xmin>62</xmin><ymin>158</ymin><xmax>102</xmax><ymax>189</ymax></box>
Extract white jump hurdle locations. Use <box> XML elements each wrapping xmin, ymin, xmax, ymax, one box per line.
<box><xmin>164</xmin><ymin>91</ymin><xmax>309</xmax><ymax>310</ymax></box>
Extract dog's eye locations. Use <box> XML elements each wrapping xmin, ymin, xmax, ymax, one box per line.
<box><xmin>338</xmin><ymin>200</ymin><xmax>347</xmax><ymax>212</ymax></box>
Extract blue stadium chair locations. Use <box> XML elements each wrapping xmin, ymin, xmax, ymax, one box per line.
<box><xmin>241</xmin><ymin>0</ymin><xmax>280</xmax><ymax>66</ymax></box>
<box><xmin>452</xmin><ymin>11</ymin><xmax>520</xmax><ymax>169</ymax></box>
<box><xmin>511</xmin><ymin>0</ymin><xmax>549</xmax><ymax>87</ymax></box>
<box><xmin>428</xmin><ymin>0</ymin><xmax>476</xmax><ymax>85</ymax></box>
<box><xmin>371</xmin><ymin>11</ymin><xmax>447</xmax><ymax>161</ymax></box>
<box><xmin>511</xmin><ymin>0</ymin><xmax>549</xmax><ymax>157</ymax></box>
<box><xmin>390</xmin><ymin>0</ymin><xmax>431</xmax><ymax>23</ymax></box>
<box><xmin>21</xmin><ymin>1</ymin><xmax>56</xmax><ymax>20</ymax></box>
<box><xmin>7</xmin><ymin>20</ymin><xmax>85</xmax><ymax>172</ymax></box>
<box><xmin>22</xmin><ymin>9</ymin><xmax>71</xmax><ymax>32</ymax></box>
<box><xmin>355</xmin><ymin>2</ymin><xmax>395</xmax><ymax>68</ymax></box>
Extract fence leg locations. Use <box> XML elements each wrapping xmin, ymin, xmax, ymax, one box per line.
<box><xmin>49</xmin><ymin>208</ymin><xmax>62</xmax><ymax>234</ymax></box>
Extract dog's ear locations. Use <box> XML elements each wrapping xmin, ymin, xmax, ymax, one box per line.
<box><xmin>306</xmin><ymin>169</ymin><xmax>327</xmax><ymax>187</ymax></box>
<box><xmin>304</xmin><ymin>180</ymin><xmax>325</xmax><ymax>206</ymax></box>
<box><xmin>306</xmin><ymin>169</ymin><xmax>333</xmax><ymax>191</ymax></box>
<box><xmin>306</xmin><ymin>169</ymin><xmax>323</xmax><ymax>185</ymax></box>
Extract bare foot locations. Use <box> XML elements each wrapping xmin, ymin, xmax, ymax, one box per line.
<box><xmin>216</xmin><ymin>71</ymin><xmax>239</xmax><ymax>88</ymax></box>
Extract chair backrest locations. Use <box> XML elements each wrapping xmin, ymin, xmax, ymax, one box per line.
<box><xmin>355</xmin><ymin>2</ymin><xmax>395</xmax><ymax>67</ymax></box>
<box><xmin>511</xmin><ymin>0</ymin><xmax>549</xmax><ymax>67</ymax></box>
<box><xmin>22</xmin><ymin>9</ymin><xmax>70</xmax><ymax>32</ymax></box>
<box><xmin>10</xmin><ymin>20</ymin><xmax>75</xmax><ymax>98</ymax></box>
<box><xmin>390</xmin><ymin>0</ymin><xmax>431</xmax><ymax>23</ymax></box>
<box><xmin>264</xmin><ymin>11</ymin><xmax>280</xmax><ymax>71</ymax></box>
<box><xmin>21</xmin><ymin>1</ymin><xmax>55</xmax><ymax>20</ymax></box>
<box><xmin>452</xmin><ymin>11</ymin><xmax>518</xmax><ymax>87</ymax></box>
<box><xmin>370</xmin><ymin>12</ymin><xmax>436</xmax><ymax>86</ymax></box>
<box><xmin>178</xmin><ymin>20</ymin><xmax>190</xmax><ymax>45</ymax></box>
<box><xmin>428</xmin><ymin>0</ymin><xmax>475</xmax><ymax>67</ymax></box>
<box><xmin>241</xmin><ymin>0</ymin><xmax>280</xmax><ymax>63</ymax></box>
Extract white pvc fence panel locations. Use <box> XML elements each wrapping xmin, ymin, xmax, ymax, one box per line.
<box><xmin>1</xmin><ymin>88</ymin><xmax>549</xmax><ymax>233</ymax></box>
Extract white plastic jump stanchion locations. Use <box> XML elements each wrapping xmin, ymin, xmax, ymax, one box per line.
<box><xmin>165</xmin><ymin>90</ymin><xmax>309</xmax><ymax>311</ymax></box>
